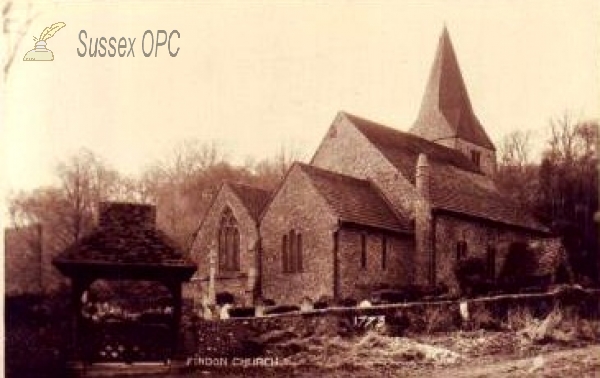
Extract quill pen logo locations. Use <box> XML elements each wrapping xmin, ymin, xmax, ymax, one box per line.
<box><xmin>23</xmin><ymin>22</ymin><xmax>66</xmax><ymax>61</ymax></box>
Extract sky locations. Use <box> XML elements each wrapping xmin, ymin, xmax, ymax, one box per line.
<box><xmin>2</xmin><ymin>0</ymin><xmax>599</xmax><ymax>204</ymax></box>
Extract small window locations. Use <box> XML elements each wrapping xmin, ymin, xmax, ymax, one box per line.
<box><xmin>283</xmin><ymin>229</ymin><xmax>303</xmax><ymax>273</ymax></box>
<box><xmin>381</xmin><ymin>236</ymin><xmax>388</xmax><ymax>270</ymax></box>
<box><xmin>282</xmin><ymin>234</ymin><xmax>289</xmax><ymax>272</ymax></box>
<box><xmin>486</xmin><ymin>244</ymin><xmax>496</xmax><ymax>280</ymax></box>
<box><xmin>456</xmin><ymin>240</ymin><xmax>468</xmax><ymax>260</ymax></box>
<box><xmin>471</xmin><ymin>150</ymin><xmax>481</xmax><ymax>167</ymax></box>
<box><xmin>360</xmin><ymin>234</ymin><xmax>367</xmax><ymax>269</ymax></box>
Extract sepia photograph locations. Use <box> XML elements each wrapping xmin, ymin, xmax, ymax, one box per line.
<box><xmin>2</xmin><ymin>1</ymin><xmax>599</xmax><ymax>377</ymax></box>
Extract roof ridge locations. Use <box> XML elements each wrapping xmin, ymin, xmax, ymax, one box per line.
<box><xmin>342</xmin><ymin>111</ymin><xmax>483</xmax><ymax>174</ymax></box>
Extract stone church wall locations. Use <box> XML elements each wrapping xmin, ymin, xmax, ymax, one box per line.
<box><xmin>260</xmin><ymin>166</ymin><xmax>338</xmax><ymax>305</ymax></box>
<box><xmin>434</xmin><ymin>213</ymin><xmax>536</xmax><ymax>292</ymax></box>
<box><xmin>311</xmin><ymin>114</ymin><xmax>420</xmax><ymax>219</ymax></box>
<box><xmin>337</xmin><ymin>227</ymin><xmax>414</xmax><ymax>300</ymax></box>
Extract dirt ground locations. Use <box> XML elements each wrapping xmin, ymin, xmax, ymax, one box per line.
<box><xmin>433</xmin><ymin>344</ymin><xmax>600</xmax><ymax>378</ymax></box>
<box><xmin>138</xmin><ymin>343</ymin><xmax>600</xmax><ymax>377</ymax></box>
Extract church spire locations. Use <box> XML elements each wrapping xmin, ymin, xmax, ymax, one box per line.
<box><xmin>410</xmin><ymin>27</ymin><xmax>495</xmax><ymax>151</ymax></box>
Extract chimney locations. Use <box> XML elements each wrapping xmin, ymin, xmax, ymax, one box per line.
<box><xmin>414</xmin><ymin>153</ymin><xmax>434</xmax><ymax>286</ymax></box>
<box><xmin>98</xmin><ymin>202</ymin><xmax>156</xmax><ymax>229</ymax></box>
<box><xmin>416</xmin><ymin>153</ymin><xmax>430</xmax><ymax>200</ymax></box>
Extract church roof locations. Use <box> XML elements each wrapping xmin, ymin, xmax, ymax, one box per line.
<box><xmin>227</xmin><ymin>182</ymin><xmax>271</xmax><ymax>222</ymax></box>
<box><xmin>298</xmin><ymin>163</ymin><xmax>411</xmax><ymax>233</ymax></box>
<box><xmin>343</xmin><ymin>112</ymin><xmax>547</xmax><ymax>232</ymax></box>
<box><xmin>410</xmin><ymin>27</ymin><xmax>495</xmax><ymax>151</ymax></box>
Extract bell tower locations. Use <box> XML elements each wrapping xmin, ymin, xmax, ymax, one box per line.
<box><xmin>410</xmin><ymin>27</ymin><xmax>497</xmax><ymax>176</ymax></box>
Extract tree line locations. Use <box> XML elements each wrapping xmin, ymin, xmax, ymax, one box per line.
<box><xmin>7</xmin><ymin>140</ymin><xmax>301</xmax><ymax>271</ymax></box>
<box><xmin>6</xmin><ymin>115</ymin><xmax>599</xmax><ymax>284</ymax></box>
<box><xmin>495</xmin><ymin>114</ymin><xmax>598</xmax><ymax>284</ymax></box>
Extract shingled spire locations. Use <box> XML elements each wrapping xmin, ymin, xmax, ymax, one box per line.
<box><xmin>410</xmin><ymin>27</ymin><xmax>495</xmax><ymax>152</ymax></box>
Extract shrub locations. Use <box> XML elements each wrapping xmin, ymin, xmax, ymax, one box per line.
<box><xmin>337</xmin><ymin>297</ymin><xmax>358</xmax><ymax>307</ymax></box>
<box><xmin>372</xmin><ymin>284</ymin><xmax>450</xmax><ymax>304</ymax></box>
<box><xmin>498</xmin><ymin>242</ymin><xmax>542</xmax><ymax>293</ymax></box>
<box><xmin>424</xmin><ymin>305</ymin><xmax>459</xmax><ymax>333</ymax></box>
<box><xmin>228</xmin><ymin>307</ymin><xmax>256</xmax><ymax>318</ymax></box>
<box><xmin>215</xmin><ymin>292</ymin><xmax>235</xmax><ymax>306</ymax></box>
<box><xmin>314</xmin><ymin>295</ymin><xmax>333</xmax><ymax>309</ymax></box>
<box><xmin>455</xmin><ymin>257</ymin><xmax>495</xmax><ymax>297</ymax></box>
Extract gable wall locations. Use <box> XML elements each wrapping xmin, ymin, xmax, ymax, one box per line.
<box><xmin>187</xmin><ymin>185</ymin><xmax>260</xmax><ymax>306</ymax></box>
<box><xmin>337</xmin><ymin>228</ymin><xmax>414</xmax><ymax>300</ymax></box>
<box><xmin>260</xmin><ymin>166</ymin><xmax>338</xmax><ymax>305</ymax></box>
<box><xmin>311</xmin><ymin>114</ymin><xmax>421</xmax><ymax>219</ymax></box>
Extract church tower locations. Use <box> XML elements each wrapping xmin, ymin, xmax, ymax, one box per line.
<box><xmin>410</xmin><ymin>27</ymin><xmax>497</xmax><ymax>176</ymax></box>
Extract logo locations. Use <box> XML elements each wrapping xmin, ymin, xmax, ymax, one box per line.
<box><xmin>23</xmin><ymin>22</ymin><xmax>66</xmax><ymax>61</ymax></box>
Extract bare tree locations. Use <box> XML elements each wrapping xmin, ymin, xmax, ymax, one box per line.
<box><xmin>56</xmin><ymin>149</ymin><xmax>123</xmax><ymax>242</ymax></box>
<box><xmin>499</xmin><ymin>130</ymin><xmax>531</xmax><ymax>168</ymax></box>
<box><xmin>3</xmin><ymin>1</ymin><xmax>38</xmax><ymax>80</ymax></box>
<box><xmin>252</xmin><ymin>143</ymin><xmax>305</xmax><ymax>188</ymax></box>
<box><xmin>538</xmin><ymin>114</ymin><xmax>598</xmax><ymax>283</ymax></box>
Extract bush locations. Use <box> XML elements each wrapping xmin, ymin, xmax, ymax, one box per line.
<box><xmin>372</xmin><ymin>284</ymin><xmax>450</xmax><ymax>304</ymax></box>
<box><xmin>337</xmin><ymin>297</ymin><xmax>358</xmax><ymax>307</ymax></box>
<box><xmin>228</xmin><ymin>307</ymin><xmax>256</xmax><ymax>318</ymax></box>
<box><xmin>455</xmin><ymin>257</ymin><xmax>495</xmax><ymax>296</ymax></box>
<box><xmin>314</xmin><ymin>295</ymin><xmax>333</xmax><ymax>309</ymax></box>
<box><xmin>215</xmin><ymin>292</ymin><xmax>235</xmax><ymax>306</ymax></box>
<box><xmin>498</xmin><ymin>242</ymin><xmax>544</xmax><ymax>293</ymax></box>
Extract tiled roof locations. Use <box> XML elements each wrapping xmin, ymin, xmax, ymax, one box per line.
<box><xmin>56</xmin><ymin>226</ymin><xmax>192</xmax><ymax>266</ymax></box>
<box><xmin>298</xmin><ymin>163</ymin><xmax>411</xmax><ymax>233</ymax></box>
<box><xmin>410</xmin><ymin>27</ymin><xmax>495</xmax><ymax>151</ymax></box>
<box><xmin>345</xmin><ymin>112</ymin><xmax>481</xmax><ymax>178</ymax></box>
<box><xmin>55</xmin><ymin>203</ymin><xmax>194</xmax><ymax>267</ymax></box>
<box><xmin>227</xmin><ymin>182</ymin><xmax>271</xmax><ymax>221</ymax></box>
<box><xmin>430</xmin><ymin>164</ymin><xmax>547</xmax><ymax>231</ymax></box>
<box><xmin>344</xmin><ymin>112</ymin><xmax>547</xmax><ymax>232</ymax></box>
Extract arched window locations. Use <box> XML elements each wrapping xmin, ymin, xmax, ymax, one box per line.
<box><xmin>218</xmin><ymin>207</ymin><xmax>240</xmax><ymax>271</ymax></box>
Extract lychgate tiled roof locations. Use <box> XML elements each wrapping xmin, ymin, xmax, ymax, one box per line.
<box><xmin>344</xmin><ymin>112</ymin><xmax>547</xmax><ymax>232</ymax></box>
<box><xmin>298</xmin><ymin>163</ymin><xmax>411</xmax><ymax>233</ymax></box>
<box><xmin>54</xmin><ymin>203</ymin><xmax>194</xmax><ymax>267</ymax></box>
<box><xmin>227</xmin><ymin>182</ymin><xmax>271</xmax><ymax>222</ymax></box>
<box><xmin>58</xmin><ymin>227</ymin><xmax>189</xmax><ymax>265</ymax></box>
<box><xmin>410</xmin><ymin>27</ymin><xmax>495</xmax><ymax>151</ymax></box>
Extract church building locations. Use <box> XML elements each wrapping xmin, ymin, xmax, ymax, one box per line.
<box><xmin>190</xmin><ymin>28</ymin><xmax>549</xmax><ymax>306</ymax></box>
